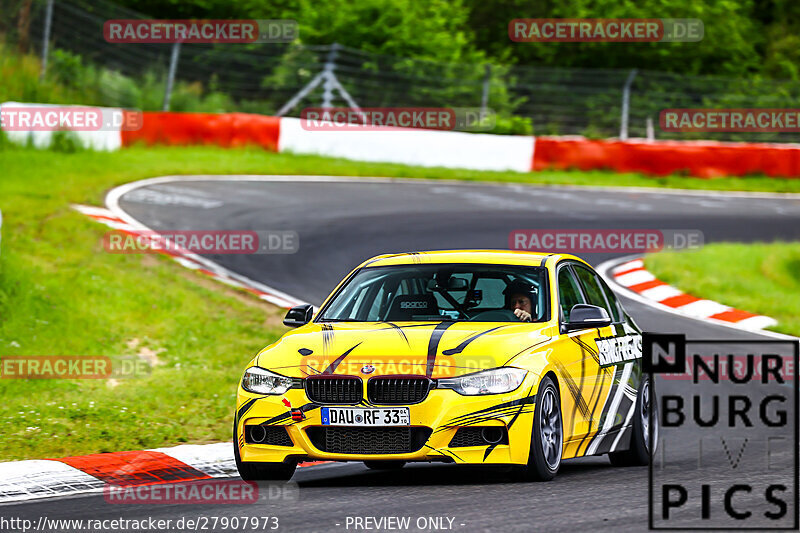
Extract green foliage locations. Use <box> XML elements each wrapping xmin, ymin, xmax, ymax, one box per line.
<box><xmin>0</xmin><ymin>128</ymin><xmax>11</xmax><ymax>151</ymax></box>
<box><xmin>89</xmin><ymin>0</ymin><xmax>800</xmax><ymax>82</ymax></box>
<box><xmin>49</xmin><ymin>49</ymin><xmax>90</xmax><ymax>88</ymax></box>
<box><xmin>492</xmin><ymin>115</ymin><xmax>533</xmax><ymax>135</ymax></box>
<box><xmin>1</xmin><ymin>43</ymin><xmax>239</xmax><ymax>113</ymax></box>
<box><xmin>49</xmin><ymin>131</ymin><xmax>85</xmax><ymax>153</ymax></box>
<box><xmin>0</xmin><ymin>42</ymin><xmax>88</xmax><ymax>104</ymax></box>
<box><xmin>468</xmin><ymin>0</ymin><xmax>764</xmax><ymax>78</ymax></box>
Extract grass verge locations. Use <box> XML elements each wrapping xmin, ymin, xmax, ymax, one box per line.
<box><xmin>2</xmin><ymin>143</ymin><xmax>800</xmax><ymax>461</ymax></box>
<box><xmin>645</xmin><ymin>243</ymin><xmax>800</xmax><ymax>337</ymax></box>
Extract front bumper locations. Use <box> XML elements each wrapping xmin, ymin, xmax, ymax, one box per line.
<box><xmin>235</xmin><ymin>375</ymin><xmax>538</xmax><ymax>465</ymax></box>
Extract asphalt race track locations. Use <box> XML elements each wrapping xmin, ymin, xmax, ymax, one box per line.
<box><xmin>8</xmin><ymin>177</ymin><xmax>800</xmax><ymax>532</ymax></box>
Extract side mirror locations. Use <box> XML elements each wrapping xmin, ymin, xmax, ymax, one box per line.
<box><xmin>283</xmin><ymin>304</ymin><xmax>314</xmax><ymax>328</ymax></box>
<box><xmin>563</xmin><ymin>304</ymin><xmax>611</xmax><ymax>332</ymax></box>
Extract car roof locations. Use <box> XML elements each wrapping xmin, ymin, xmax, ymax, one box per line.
<box><xmin>359</xmin><ymin>250</ymin><xmax>586</xmax><ymax>269</ymax></box>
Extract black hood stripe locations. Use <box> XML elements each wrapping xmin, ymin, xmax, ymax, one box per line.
<box><xmin>426</xmin><ymin>321</ymin><xmax>456</xmax><ymax>377</ymax></box>
<box><xmin>503</xmin><ymin>338</ymin><xmax>551</xmax><ymax>366</ymax></box>
<box><xmin>381</xmin><ymin>322</ymin><xmax>410</xmax><ymax>345</ymax></box>
<box><xmin>322</xmin><ymin>342</ymin><xmax>362</xmax><ymax>374</ymax></box>
<box><xmin>442</xmin><ymin>326</ymin><xmax>508</xmax><ymax>356</ymax></box>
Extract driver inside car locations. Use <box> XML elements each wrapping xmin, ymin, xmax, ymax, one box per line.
<box><xmin>503</xmin><ymin>280</ymin><xmax>536</xmax><ymax>322</ymax></box>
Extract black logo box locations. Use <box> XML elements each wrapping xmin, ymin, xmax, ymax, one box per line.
<box><xmin>644</xmin><ymin>333</ymin><xmax>799</xmax><ymax>531</ymax></box>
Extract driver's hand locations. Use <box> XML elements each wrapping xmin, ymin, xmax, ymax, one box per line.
<box><xmin>514</xmin><ymin>308</ymin><xmax>532</xmax><ymax>322</ymax></box>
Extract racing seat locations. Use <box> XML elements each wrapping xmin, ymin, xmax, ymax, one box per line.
<box><xmin>385</xmin><ymin>294</ymin><xmax>439</xmax><ymax>321</ymax></box>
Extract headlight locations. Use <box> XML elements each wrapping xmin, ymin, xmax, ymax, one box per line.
<box><xmin>437</xmin><ymin>367</ymin><xmax>527</xmax><ymax>395</ymax></box>
<box><xmin>241</xmin><ymin>367</ymin><xmax>302</xmax><ymax>395</ymax></box>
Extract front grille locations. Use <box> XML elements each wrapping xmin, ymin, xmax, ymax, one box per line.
<box><xmin>306</xmin><ymin>427</ymin><xmax>432</xmax><ymax>454</ymax></box>
<box><xmin>367</xmin><ymin>377</ymin><xmax>432</xmax><ymax>404</ymax></box>
<box><xmin>244</xmin><ymin>425</ymin><xmax>293</xmax><ymax>446</ymax></box>
<box><xmin>449</xmin><ymin>427</ymin><xmax>509</xmax><ymax>447</ymax></box>
<box><xmin>305</xmin><ymin>376</ymin><xmax>362</xmax><ymax>404</ymax></box>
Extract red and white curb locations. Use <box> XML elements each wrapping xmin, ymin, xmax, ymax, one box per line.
<box><xmin>0</xmin><ymin>444</ymin><xmax>233</xmax><ymax>503</ymax></box>
<box><xmin>0</xmin><ymin>197</ymin><xmax>327</xmax><ymax>503</ymax></box>
<box><xmin>0</xmin><ymin>187</ymin><xmax>318</xmax><ymax>503</ymax></box>
<box><xmin>0</xmin><ymin>444</ymin><xmax>329</xmax><ymax>503</ymax></box>
<box><xmin>604</xmin><ymin>257</ymin><xmax>778</xmax><ymax>332</ymax></box>
<box><xmin>71</xmin><ymin>204</ymin><xmax>304</xmax><ymax>310</ymax></box>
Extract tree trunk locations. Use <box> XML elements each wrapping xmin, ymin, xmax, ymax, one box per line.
<box><xmin>17</xmin><ymin>0</ymin><xmax>33</xmax><ymax>54</ymax></box>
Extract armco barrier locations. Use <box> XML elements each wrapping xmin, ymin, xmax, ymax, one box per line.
<box><xmin>277</xmin><ymin>117</ymin><xmax>535</xmax><ymax>172</ymax></box>
<box><xmin>0</xmin><ymin>102</ymin><xmax>123</xmax><ymax>151</ymax></box>
<box><xmin>6</xmin><ymin>104</ymin><xmax>800</xmax><ymax>178</ymax></box>
<box><xmin>532</xmin><ymin>136</ymin><xmax>800</xmax><ymax>178</ymax></box>
<box><xmin>121</xmin><ymin>111</ymin><xmax>281</xmax><ymax>151</ymax></box>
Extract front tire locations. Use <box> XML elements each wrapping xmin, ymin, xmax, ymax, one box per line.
<box><xmin>514</xmin><ymin>375</ymin><xmax>563</xmax><ymax>481</ymax></box>
<box><xmin>609</xmin><ymin>375</ymin><xmax>657</xmax><ymax>466</ymax></box>
<box><xmin>233</xmin><ymin>424</ymin><xmax>297</xmax><ymax>480</ymax></box>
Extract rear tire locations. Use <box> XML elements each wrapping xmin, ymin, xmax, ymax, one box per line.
<box><xmin>513</xmin><ymin>375</ymin><xmax>562</xmax><ymax>481</ymax></box>
<box><xmin>609</xmin><ymin>375</ymin><xmax>657</xmax><ymax>467</ymax></box>
<box><xmin>364</xmin><ymin>460</ymin><xmax>406</xmax><ymax>470</ymax></box>
<box><xmin>233</xmin><ymin>424</ymin><xmax>297</xmax><ymax>481</ymax></box>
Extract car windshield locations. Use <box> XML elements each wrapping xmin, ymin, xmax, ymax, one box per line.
<box><xmin>318</xmin><ymin>264</ymin><xmax>548</xmax><ymax>322</ymax></box>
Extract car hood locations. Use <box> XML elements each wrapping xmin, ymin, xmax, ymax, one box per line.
<box><xmin>253</xmin><ymin>321</ymin><xmax>556</xmax><ymax>379</ymax></box>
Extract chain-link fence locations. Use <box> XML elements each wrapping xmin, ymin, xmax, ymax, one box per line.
<box><xmin>9</xmin><ymin>0</ymin><xmax>800</xmax><ymax>142</ymax></box>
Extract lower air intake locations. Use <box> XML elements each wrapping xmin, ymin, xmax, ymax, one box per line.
<box><xmin>448</xmin><ymin>426</ymin><xmax>509</xmax><ymax>447</ymax></box>
<box><xmin>244</xmin><ymin>425</ymin><xmax>293</xmax><ymax>446</ymax></box>
<box><xmin>306</xmin><ymin>427</ymin><xmax>432</xmax><ymax>454</ymax></box>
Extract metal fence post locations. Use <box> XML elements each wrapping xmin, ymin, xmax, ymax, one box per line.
<box><xmin>39</xmin><ymin>0</ymin><xmax>54</xmax><ymax>81</ymax></box>
<box><xmin>619</xmin><ymin>69</ymin><xmax>638</xmax><ymax>140</ymax></box>
<box><xmin>162</xmin><ymin>41</ymin><xmax>181</xmax><ymax>111</ymax></box>
<box><xmin>481</xmin><ymin>64</ymin><xmax>491</xmax><ymax>114</ymax></box>
<box><xmin>321</xmin><ymin>43</ymin><xmax>340</xmax><ymax>109</ymax></box>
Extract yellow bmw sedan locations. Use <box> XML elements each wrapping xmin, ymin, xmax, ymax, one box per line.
<box><xmin>234</xmin><ymin>250</ymin><xmax>653</xmax><ymax>481</ymax></box>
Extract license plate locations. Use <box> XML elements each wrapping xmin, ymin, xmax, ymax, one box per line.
<box><xmin>321</xmin><ymin>407</ymin><xmax>410</xmax><ymax>427</ymax></box>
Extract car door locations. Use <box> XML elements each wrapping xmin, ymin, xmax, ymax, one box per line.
<box><xmin>571</xmin><ymin>263</ymin><xmax>641</xmax><ymax>457</ymax></box>
<box><xmin>554</xmin><ymin>262</ymin><xmax>600</xmax><ymax>449</ymax></box>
